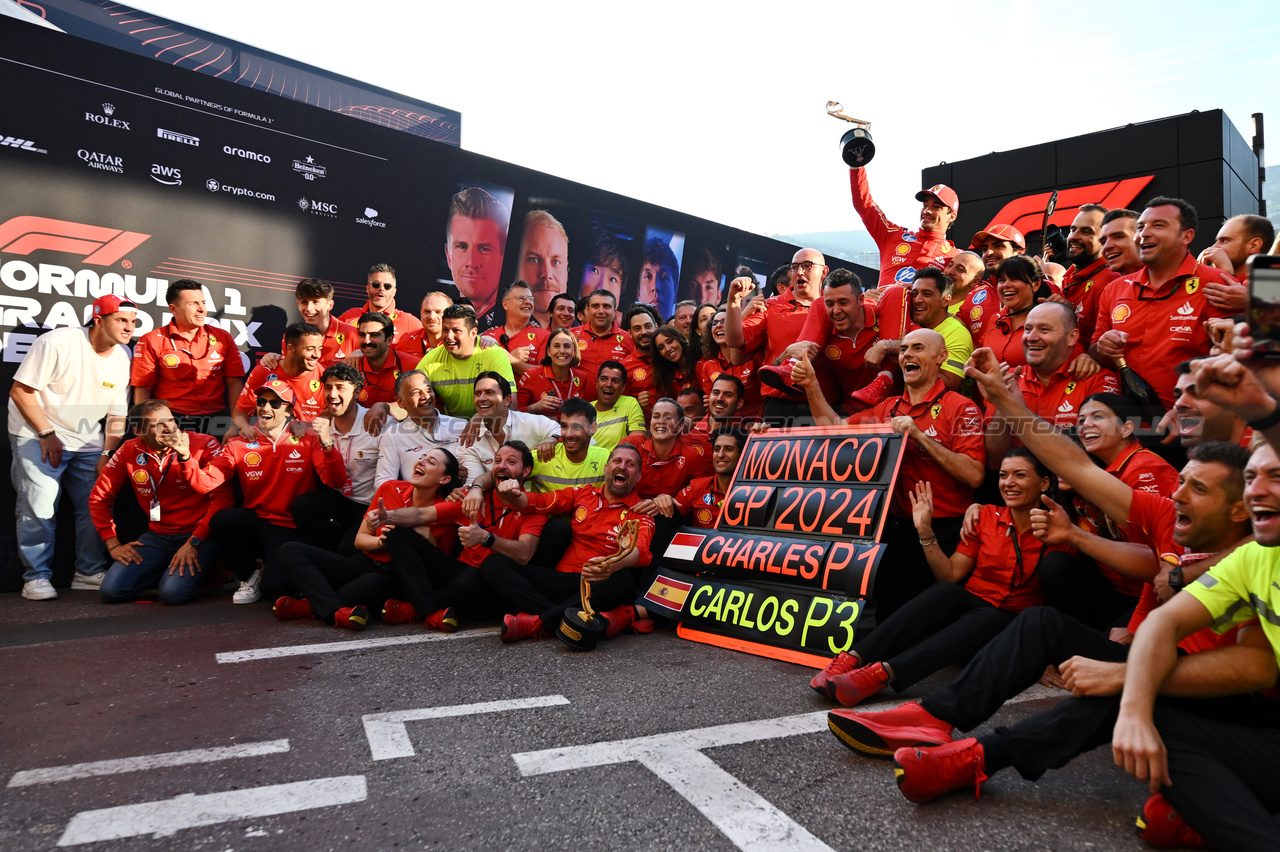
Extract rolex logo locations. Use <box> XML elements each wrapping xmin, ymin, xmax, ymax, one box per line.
<box><xmin>102</xmin><ymin>103</ymin><xmax>115</xmax><ymax>116</ymax></box>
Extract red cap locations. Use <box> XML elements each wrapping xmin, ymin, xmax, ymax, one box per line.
<box><xmin>85</xmin><ymin>294</ymin><xmax>138</xmax><ymax>326</ymax></box>
<box><xmin>257</xmin><ymin>379</ymin><xmax>296</xmax><ymax>405</ymax></box>
<box><xmin>915</xmin><ymin>184</ymin><xmax>959</xmax><ymax>212</ymax></box>
<box><xmin>970</xmin><ymin>223</ymin><xmax>1026</xmax><ymax>252</ymax></box>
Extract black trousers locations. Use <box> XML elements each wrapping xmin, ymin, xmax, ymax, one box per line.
<box><xmin>1038</xmin><ymin>549</ymin><xmax>1138</xmax><ymax>632</ymax></box>
<box><xmin>208</xmin><ymin>507</ymin><xmax>299</xmax><ymax>600</ymax></box>
<box><xmin>854</xmin><ymin>583</ymin><xmax>1016</xmax><ymax>690</ymax></box>
<box><xmin>531</xmin><ymin>517</ymin><xmax>573</xmax><ymax>570</ymax></box>
<box><xmin>277</xmin><ymin>542</ymin><xmax>396</xmax><ymax>622</ymax></box>
<box><xmin>477</xmin><ymin>554</ymin><xmax>635</xmax><ymax>629</ymax></box>
<box><xmin>382</xmin><ymin>526</ymin><xmax>490</xmax><ymax>619</ymax></box>
<box><xmin>1156</xmin><ymin>702</ymin><xmax>1280</xmax><ymax>852</ymax></box>
<box><xmin>870</xmin><ymin>515</ymin><xmax>963</xmax><ymax>623</ymax></box>
<box><xmin>291</xmin><ymin>488</ymin><xmax>364</xmax><ymax>556</ymax></box>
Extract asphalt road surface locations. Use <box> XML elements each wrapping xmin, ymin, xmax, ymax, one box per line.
<box><xmin>1</xmin><ymin>588</ymin><xmax>1151</xmax><ymax>851</ymax></box>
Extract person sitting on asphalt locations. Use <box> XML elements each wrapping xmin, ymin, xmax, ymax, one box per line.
<box><xmin>88</xmin><ymin>400</ymin><xmax>231</xmax><ymax>605</ymax></box>
<box><xmin>275</xmin><ymin>448</ymin><xmax>465</xmax><ymax>631</ymax></box>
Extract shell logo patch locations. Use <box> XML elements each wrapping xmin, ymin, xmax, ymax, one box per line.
<box><xmin>574</xmin><ymin>506</ymin><xmax>588</xmax><ymax>522</ymax></box>
<box><xmin>693</xmin><ymin>444</ymin><xmax>704</xmax><ymax>455</ymax></box>
<box><xmin>931</xmin><ymin>404</ymin><xmax>942</xmax><ymax>419</ymax></box>
<box><xmin>895</xmin><ymin>243</ymin><xmax>911</xmax><ymax>256</ymax></box>
<box><xmin>633</xmin><ymin>368</ymin><xmax>648</xmax><ymax>380</ymax></box>
<box><xmin>825</xmin><ymin>345</ymin><xmax>842</xmax><ymax>359</ymax></box>
<box><xmin>244</xmin><ymin>452</ymin><xmax>262</xmax><ymax>466</ymax></box>
<box><xmin>1111</xmin><ymin>304</ymin><xmax>1131</xmax><ymax>324</ymax></box>
<box><xmin>696</xmin><ymin>508</ymin><xmax>713</xmax><ymax>524</ymax></box>
<box><xmin>1185</xmin><ymin>278</ymin><xmax>1200</xmax><ymax>295</ymax></box>
<box><xmin>969</xmin><ymin>306</ymin><xmax>983</xmax><ymax>320</ymax></box>
<box><xmin>131</xmin><ymin>470</ymin><xmax>149</xmax><ymax>483</ymax></box>
<box><xmin>161</xmin><ymin>353</ymin><xmax>181</xmax><ymax>368</ymax></box>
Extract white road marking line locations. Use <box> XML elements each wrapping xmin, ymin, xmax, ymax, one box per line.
<box><xmin>7</xmin><ymin>740</ymin><xmax>291</xmax><ymax>788</ymax></box>
<box><xmin>215</xmin><ymin>627</ymin><xmax>500</xmax><ymax>663</ymax></box>
<box><xmin>514</xmin><ymin>711</ymin><xmax>829</xmax><ymax>776</ymax></box>
<box><xmin>56</xmin><ymin>775</ymin><xmax>367</xmax><ymax>846</ymax></box>
<box><xmin>363</xmin><ymin>695</ymin><xmax>570</xmax><ymax>760</ymax></box>
<box><xmin>640</xmin><ymin>748</ymin><xmax>833</xmax><ymax>852</ymax></box>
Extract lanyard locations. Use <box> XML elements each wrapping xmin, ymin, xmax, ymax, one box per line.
<box><xmin>165</xmin><ymin>324</ymin><xmax>210</xmax><ymax>360</ymax></box>
<box><xmin>888</xmin><ymin>384</ymin><xmax>949</xmax><ymax>420</ymax></box>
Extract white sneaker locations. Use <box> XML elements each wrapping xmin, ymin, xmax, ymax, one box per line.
<box><xmin>70</xmin><ymin>572</ymin><xmax>106</xmax><ymax>590</ymax></box>
<box><xmin>22</xmin><ymin>578</ymin><xmax>58</xmax><ymax>600</ymax></box>
<box><xmin>232</xmin><ymin>567</ymin><xmax>264</xmax><ymax>604</ymax></box>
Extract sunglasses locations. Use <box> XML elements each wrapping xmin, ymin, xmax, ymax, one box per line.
<box><xmin>369</xmin><ymin>282</ymin><xmax>395</xmax><ymax>290</ymax></box>
<box><xmin>255</xmin><ymin>396</ymin><xmax>287</xmax><ymax>409</ymax></box>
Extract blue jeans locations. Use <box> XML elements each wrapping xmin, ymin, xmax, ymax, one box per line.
<box><xmin>99</xmin><ymin>531</ymin><xmax>219</xmax><ymax>605</ymax></box>
<box><xmin>9</xmin><ymin>433</ymin><xmax>108</xmax><ymax>582</ymax></box>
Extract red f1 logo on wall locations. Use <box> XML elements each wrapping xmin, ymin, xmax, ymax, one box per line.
<box><xmin>0</xmin><ymin>216</ymin><xmax>151</xmax><ymax>266</ymax></box>
<box><xmin>984</xmin><ymin>177</ymin><xmax>1154</xmax><ymax>234</ymax></box>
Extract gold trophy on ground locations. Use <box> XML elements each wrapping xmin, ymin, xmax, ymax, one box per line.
<box><xmin>556</xmin><ymin>518</ymin><xmax>641</xmax><ymax>651</ymax></box>
<box><xmin>826</xmin><ymin>101</ymin><xmax>875</xmax><ymax>167</ymax></box>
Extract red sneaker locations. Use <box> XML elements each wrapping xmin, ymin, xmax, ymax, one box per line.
<box><xmin>501</xmin><ymin>613</ymin><xmax>547</xmax><ymax>643</ymax></box>
<box><xmin>827</xmin><ymin>661</ymin><xmax>890</xmax><ymax>707</ymax></box>
<box><xmin>423</xmin><ymin>607</ymin><xmax>459</xmax><ymax>633</ymax></box>
<box><xmin>810</xmin><ymin>652</ymin><xmax>859</xmax><ymax>696</ymax></box>
<box><xmin>272</xmin><ymin>596</ymin><xmax>313</xmax><ymax>621</ymax></box>
<box><xmin>1136</xmin><ymin>794</ymin><xmax>1212</xmax><ymax>849</ymax></box>
<box><xmin>601</xmin><ymin>605</ymin><xmax>641</xmax><ymax>639</ymax></box>
<box><xmin>828</xmin><ymin>701</ymin><xmax>953</xmax><ymax>758</ymax></box>
<box><xmin>334</xmin><ymin>605</ymin><xmax>369</xmax><ymax>631</ymax></box>
<box><xmin>848</xmin><ymin>371</ymin><xmax>894</xmax><ymax>410</ymax></box>
<box><xmin>892</xmin><ymin>737</ymin><xmax>987</xmax><ymax>803</ymax></box>
<box><xmin>758</xmin><ymin>360</ymin><xmax>806</xmax><ymax>398</ymax></box>
<box><xmin>381</xmin><ymin>599</ymin><xmax>417</xmax><ymax>625</ymax></box>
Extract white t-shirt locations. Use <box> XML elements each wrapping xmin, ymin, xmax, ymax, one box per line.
<box><xmin>331</xmin><ymin>405</ymin><xmax>381</xmax><ymax>505</ymax></box>
<box><xmin>374</xmin><ymin>414</ymin><xmax>467</xmax><ymax>486</ymax></box>
<box><xmin>8</xmin><ymin>327</ymin><xmax>131</xmax><ymax>452</ymax></box>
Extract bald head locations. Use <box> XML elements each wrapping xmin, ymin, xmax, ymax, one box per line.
<box><xmin>789</xmin><ymin>247</ymin><xmax>828</xmax><ymax>303</ymax></box>
<box><xmin>1024</xmin><ymin>302</ymin><xmax>1079</xmax><ymax>375</ymax></box>
<box><xmin>899</xmin><ymin>328</ymin><xmax>947</xmax><ymax>388</ymax></box>
<box><xmin>944</xmin><ymin>251</ymin><xmax>985</xmax><ymax>297</ymax></box>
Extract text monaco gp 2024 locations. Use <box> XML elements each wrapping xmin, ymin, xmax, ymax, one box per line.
<box><xmin>644</xmin><ymin>426</ymin><xmax>904</xmax><ymax>667</ymax></box>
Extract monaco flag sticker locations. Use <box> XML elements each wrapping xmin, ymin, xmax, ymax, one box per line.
<box><xmin>664</xmin><ymin>532</ymin><xmax>706</xmax><ymax>562</ymax></box>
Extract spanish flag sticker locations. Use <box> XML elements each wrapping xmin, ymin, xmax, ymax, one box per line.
<box><xmin>644</xmin><ymin>574</ymin><xmax>693</xmax><ymax>612</ymax></box>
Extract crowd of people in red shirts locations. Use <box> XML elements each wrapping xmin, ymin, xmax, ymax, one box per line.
<box><xmin>10</xmin><ymin>163</ymin><xmax>1280</xmax><ymax>850</ymax></box>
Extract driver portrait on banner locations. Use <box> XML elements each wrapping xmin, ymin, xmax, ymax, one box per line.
<box><xmin>444</xmin><ymin>182</ymin><xmax>513</xmax><ymax>324</ymax></box>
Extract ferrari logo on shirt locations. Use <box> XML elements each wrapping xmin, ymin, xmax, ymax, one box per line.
<box><xmin>1065</xmin><ymin>381</ymin><xmax>1077</xmax><ymax>394</ymax></box>
<box><xmin>310</xmin><ymin>379</ymin><xmax>322</xmax><ymax>391</ymax></box>
<box><xmin>930</xmin><ymin>404</ymin><xmax>942</xmax><ymax>419</ymax></box>
<box><xmin>336</xmin><ymin>333</ymin><xmax>346</xmax><ymax>344</ymax></box>
<box><xmin>1185</xmin><ymin>278</ymin><xmax>1200</xmax><ymax>295</ymax></box>
<box><xmin>619</xmin><ymin>510</ymin><xmax>628</xmax><ymax>521</ymax></box>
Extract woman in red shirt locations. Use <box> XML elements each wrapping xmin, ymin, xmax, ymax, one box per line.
<box><xmin>274</xmin><ymin>447</ymin><xmax>463</xmax><ymax>630</ymax></box>
<box><xmin>982</xmin><ymin>255</ymin><xmax>1054</xmax><ymax>370</ymax></box>
<box><xmin>515</xmin><ymin>329</ymin><xmax>594</xmax><ymax>413</ymax></box>
<box><xmin>813</xmin><ymin>448</ymin><xmax>1067</xmax><ymax>707</ymax></box>
<box><xmin>697</xmin><ymin>308</ymin><xmax>761</xmax><ymax>416</ymax></box>
<box><xmin>652</xmin><ymin>325</ymin><xmax>698</xmax><ymax>401</ymax></box>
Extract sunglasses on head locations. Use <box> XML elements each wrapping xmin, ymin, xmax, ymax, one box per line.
<box><xmin>255</xmin><ymin>396</ymin><xmax>287</xmax><ymax>409</ymax></box>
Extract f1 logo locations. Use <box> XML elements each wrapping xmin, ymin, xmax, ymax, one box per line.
<box><xmin>984</xmin><ymin>177</ymin><xmax>1155</xmax><ymax>235</ymax></box>
<box><xmin>0</xmin><ymin>216</ymin><xmax>150</xmax><ymax>266</ymax></box>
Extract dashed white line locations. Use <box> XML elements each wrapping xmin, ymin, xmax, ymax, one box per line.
<box><xmin>7</xmin><ymin>740</ymin><xmax>291</xmax><ymax>788</ymax></box>
<box><xmin>56</xmin><ymin>775</ymin><xmax>368</xmax><ymax>846</ymax></box>
<box><xmin>363</xmin><ymin>695</ymin><xmax>570</xmax><ymax>760</ymax></box>
<box><xmin>215</xmin><ymin>627</ymin><xmax>500</xmax><ymax>663</ymax></box>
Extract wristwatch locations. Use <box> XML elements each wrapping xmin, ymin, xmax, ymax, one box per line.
<box><xmin>188</xmin><ymin>536</ymin><xmax>202</xmax><ymax>548</ymax></box>
<box><xmin>1167</xmin><ymin>566</ymin><xmax>1185</xmax><ymax>592</ymax></box>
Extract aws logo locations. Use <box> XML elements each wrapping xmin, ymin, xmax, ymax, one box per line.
<box><xmin>981</xmin><ymin>177</ymin><xmax>1154</xmax><ymax>238</ymax></box>
<box><xmin>0</xmin><ymin>216</ymin><xmax>150</xmax><ymax>266</ymax></box>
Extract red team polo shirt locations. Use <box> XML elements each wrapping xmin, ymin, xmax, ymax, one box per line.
<box><xmin>131</xmin><ymin>323</ymin><xmax>246</xmax><ymax>415</ymax></box>
<box><xmin>1092</xmin><ymin>254</ymin><xmax>1235</xmax><ymax>409</ymax></box>
<box><xmin>392</xmin><ymin>328</ymin><xmax>438</xmax><ymax>359</ymax></box>
<box><xmin>741</xmin><ymin>294</ymin><xmax>815</xmax><ymax>399</ymax></box>
<box><xmin>855</xmin><ymin>380</ymin><xmax>986</xmax><ymax>518</ymax></box>
<box><xmin>354</xmin><ymin>349</ymin><xmax>421</xmax><ymax>406</ymax></box>
<box><xmin>339</xmin><ymin>303</ymin><xmax>423</xmax><ymax>340</ymax></box>
<box><xmin>279</xmin><ymin>317</ymin><xmax>357</xmax><ymax>370</ymax></box>
<box><xmin>1060</xmin><ymin>257</ymin><xmax>1117</xmax><ymax>345</ymax></box>
<box><xmin>192</xmin><ymin>429</ymin><xmax>348</xmax><ymax>527</ymax></box>
<box><xmin>362</xmin><ymin>481</ymin><xmax>459</xmax><ymax>564</ymax></box>
<box><xmin>523</xmin><ymin>485</ymin><xmax>656</xmax><ymax>573</ymax></box>
<box><xmin>236</xmin><ymin>364</ymin><xmax>327</xmax><ymax>422</ymax></box>
<box><xmin>89</xmin><ymin>433</ymin><xmax>232</xmax><ymax>542</ymax></box>
<box><xmin>435</xmin><ymin>495</ymin><xmax>547</xmax><ymax>567</ymax></box>
<box><xmin>982</xmin><ymin>310</ymin><xmax>1034</xmax><ymax>371</ymax></box>
<box><xmin>674</xmin><ymin>474</ymin><xmax>726</xmax><ymax>529</ymax></box>
<box><xmin>481</xmin><ymin>325</ymin><xmax>549</xmax><ymax>369</ymax></box>
<box><xmin>848</xmin><ymin>168</ymin><xmax>959</xmax><ymax>290</ymax></box>
<box><xmin>954</xmin><ymin>505</ymin><xmax>1064</xmax><ymax>613</ymax></box>
<box><xmin>516</xmin><ymin>366</ymin><xmax>594</xmax><ymax>410</ymax></box>
<box><xmin>623</xmin><ymin>352</ymin><xmax>657</xmax><ymax>409</ymax></box>
<box><xmin>995</xmin><ymin>362</ymin><xmax>1120</xmax><ymax>433</ymax></box>
<box><xmin>953</xmin><ymin>282</ymin><xmax>998</xmax><ymax>340</ymax></box>
<box><xmin>574</xmin><ymin>327</ymin><xmax>635</xmax><ymax>381</ymax></box>
<box><xmin>621</xmin><ymin>433</ymin><xmax>714</xmax><ymax>499</ymax></box>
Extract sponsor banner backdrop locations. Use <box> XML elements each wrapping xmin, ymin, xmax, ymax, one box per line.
<box><xmin>651</xmin><ymin>426</ymin><xmax>905</xmax><ymax>665</ymax></box>
<box><xmin>0</xmin><ymin>18</ymin><xmax>862</xmax><ymax>590</ymax></box>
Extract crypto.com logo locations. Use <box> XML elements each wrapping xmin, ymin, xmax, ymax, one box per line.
<box><xmin>0</xmin><ymin>216</ymin><xmax>150</xmax><ymax>266</ymax></box>
<box><xmin>983</xmin><ymin>176</ymin><xmax>1155</xmax><ymax>235</ymax></box>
